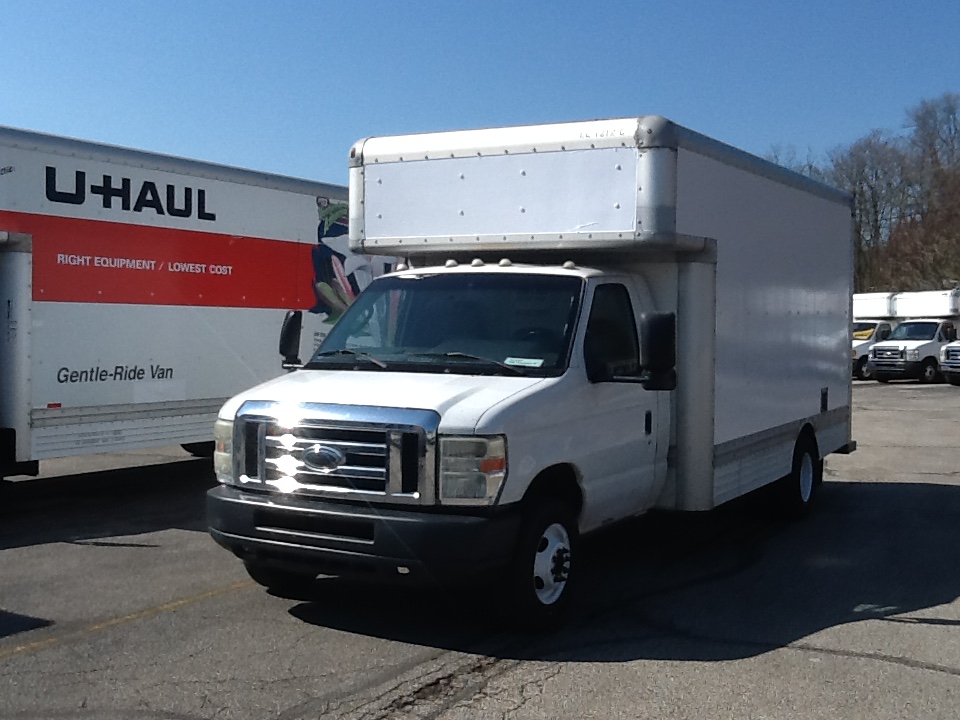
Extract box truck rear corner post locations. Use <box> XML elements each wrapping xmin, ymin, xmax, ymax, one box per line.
<box><xmin>205</xmin><ymin>116</ymin><xmax>857</xmax><ymax>626</ymax></box>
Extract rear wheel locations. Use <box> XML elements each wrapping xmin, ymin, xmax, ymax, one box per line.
<box><xmin>506</xmin><ymin>499</ymin><xmax>577</xmax><ymax>628</ymax></box>
<box><xmin>778</xmin><ymin>435</ymin><xmax>822</xmax><ymax>517</ymax></box>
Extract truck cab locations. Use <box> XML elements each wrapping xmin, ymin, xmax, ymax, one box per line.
<box><xmin>851</xmin><ymin>319</ymin><xmax>895</xmax><ymax>380</ymax></box>
<box><xmin>939</xmin><ymin>339</ymin><xmax>960</xmax><ymax>385</ymax></box>
<box><xmin>208</xmin><ymin>260</ymin><xmax>677</xmax><ymax>614</ymax></box>
<box><xmin>867</xmin><ymin>318</ymin><xmax>958</xmax><ymax>383</ymax></box>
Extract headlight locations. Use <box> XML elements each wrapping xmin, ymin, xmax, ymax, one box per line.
<box><xmin>438</xmin><ymin>436</ymin><xmax>506</xmax><ymax>505</ymax></box>
<box><xmin>906</xmin><ymin>349</ymin><xmax>920</xmax><ymax>361</ymax></box>
<box><xmin>213</xmin><ymin>418</ymin><xmax>235</xmax><ymax>484</ymax></box>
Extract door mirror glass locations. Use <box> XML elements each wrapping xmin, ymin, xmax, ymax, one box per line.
<box><xmin>279</xmin><ymin>310</ymin><xmax>303</xmax><ymax>367</ymax></box>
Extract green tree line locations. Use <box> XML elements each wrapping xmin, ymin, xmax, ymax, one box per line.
<box><xmin>768</xmin><ymin>92</ymin><xmax>960</xmax><ymax>292</ymax></box>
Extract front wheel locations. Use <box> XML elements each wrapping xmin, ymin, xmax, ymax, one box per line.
<box><xmin>919</xmin><ymin>359</ymin><xmax>940</xmax><ymax>384</ymax></box>
<box><xmin>856</xmin><ymin>357</ymin><xmax>873</xmax><ymax>380</ymax></box>
<box><xmin>244</xmin><ymin>561</ymin><xmax>317</xmax><ymax>598</ymax></box>
<box><xmin>506</xmin><ymin>499</ymin><xmax>578</xmax><ymax>628</ymax></box>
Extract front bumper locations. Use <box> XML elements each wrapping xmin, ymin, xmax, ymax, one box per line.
<box><xmin>207</xmin><ymin>485</ymin><xmax>522</xmax><ymax>583</ymax></box>
<box><xmin>942</xmin><ymin>366</ymin><xmax>960</xmax><ymax>381</ymax></box>
<box><xmin>866</xmin><ymin>359</ymin><xmax>924</xmax><ymax>380</ymax></box>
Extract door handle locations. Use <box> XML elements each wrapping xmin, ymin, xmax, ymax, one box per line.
<box><xmin>645</xmin><ymin>410</ymin><xmax>652</xmax><ymax>435</ymax></box>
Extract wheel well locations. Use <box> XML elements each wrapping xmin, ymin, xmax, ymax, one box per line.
<box><xmin>521</xmin><ymin>464</ymin><xmax>583</xmax><ymax>517</ymax></box>
<box><xmin>797</xmin><ymin>424</ymin><xmax>820</xmax><ymax>459</ymax></box>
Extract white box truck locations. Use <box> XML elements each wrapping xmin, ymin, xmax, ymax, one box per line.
<box><xmin>206</xmin><ymin>116</ymin><xmax>856</xmax><ymax>623</ymax></box>
<box><xmin>851</xmin><ymin>293</ymin><xmax>898</xmax><ymax>380</ymax></box>
<box><xmin>0</xmin><ymin>126</ymin><xmax>392</xmax><ymax>481</ymax></box>
<box><xmin>866</xmin><ymin>290</ymin><xmax>960</xmax><ymax>383</ymax></box>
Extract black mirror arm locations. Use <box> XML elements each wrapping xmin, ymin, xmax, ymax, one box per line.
<box><xmin>610</xmin><ymin>368</ymin><xmax>677</xmax><ymax>391</ymax></box>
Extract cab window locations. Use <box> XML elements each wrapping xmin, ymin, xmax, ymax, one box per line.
<box><xmin>584</xmin><ymin>284</ymin><xmax>640</xmax><ymax>377</ymax></box>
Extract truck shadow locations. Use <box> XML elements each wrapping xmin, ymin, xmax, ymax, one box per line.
<box><xmin>0</xmin><ymin>459</ymin><xmax>215</xmax><ymax>550</ymax></box>
<box><xmin>288</xmin><ymin>480</ymin><xmax>960</xmax><ymax>662</ymax></box>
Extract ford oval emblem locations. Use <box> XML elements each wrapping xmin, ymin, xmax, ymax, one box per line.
<box><xmin>302</xmin><ymin>444</ymin><xmax>346</xmax><ymax>473</ymax></box>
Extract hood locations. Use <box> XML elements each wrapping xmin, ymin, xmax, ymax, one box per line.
<box><xmin>872</xmin><ymin>339</ymin><xmax>937</xmax><ymax>351</ymax></box>
<box><xmin>851</xmin><ymin>338</ymin><xmax>873</xmax><ymax>350</ymax></box>
<box><xmin>218</xmin><ymin>369</ymin><xmax>548</xmax><ymax>433</ymax></box>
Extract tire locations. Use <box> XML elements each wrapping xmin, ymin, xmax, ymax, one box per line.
<box><xmin>948</xmin><ymin>375</ymin><xmax>960</xmax><ymax>387</ymax></box>
<box><xmin>181</xmin><ymin>441</ymin><xmax>215</xmax><ymax>458</ymax></box>
<box><xmin>854</xmin><ymin>357</ymin><xmax>871</xmax><ymax>380</ymax></box>
<box><xmin>506</xmin><ymin>499</ymin><xmax>578</xmax><ymax>629</ymax></box>
<box><xmin>876</xmin><ymin>376</ymin><xmax>890</xmax><ymax>383</ymax></box>
<box><xmin>778</xmin><ymin>435</ymin><xmax>822</xmax><ymax>518</ymax></box>
<box><xmin>919</xmin><ymin>360</ymin><xmax>939</xmax><ymax>384</ymax></box>
<box><xmin>244</xmin><ymin>561</ymin><xmax>317</xmax><ymax>598</ymax></box>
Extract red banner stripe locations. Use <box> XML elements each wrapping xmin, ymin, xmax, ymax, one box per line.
<box><xmin>1</xmin><ymin>210</ymin><xmax>317</xmax><ymax>309</ymax></box>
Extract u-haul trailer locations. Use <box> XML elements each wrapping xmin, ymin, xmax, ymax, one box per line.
<box><xmin>206</xmin><ymin>116</ymin><xmax>856</xmax><ymax>624</ymax></box>
<box><xmin>0</xmin><ymin>126</ymin><xmax>391</xmax><ymax>481</ymax></box>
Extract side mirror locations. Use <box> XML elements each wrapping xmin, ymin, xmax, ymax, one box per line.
<box><xmin>279</xmin><ymin>310</ymin><xmax>303</xmax><ymax>369</ymax></box>
<box><xmin>639</xmin><ymin>312</ymin><xmax>676</xmax><ymax>372</ymax></box>
<box><xmin>639</xmin><ymin>312</ymin><xmax>677</xmax><ymax>391</ymax></box>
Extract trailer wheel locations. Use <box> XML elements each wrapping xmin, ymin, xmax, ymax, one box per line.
<box><xmin>919</xmin><ymin>360</ymin><xmax>940</xmax><ymax>384</ymax></box>
<box><xmin>244</xmin><ymin>561</ymin><xmax>317</xmax><ymax>598</ymax></box>
<box><xmin>181</xmin><ymin>442</ymin><xmax>215</xmax><ymax>458</ymax></box>
<box><xmin>779</xmin><ymin>435</ymin><xmax>822</xmax><ymax>517</ymax></box>
<box><xmin>506</xmin><ymin>499</ymin><xmax>577</xmax><ymax>628</ymax></box>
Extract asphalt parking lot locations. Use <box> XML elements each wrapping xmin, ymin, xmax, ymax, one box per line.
<box><xmin>1</xmin><ymin>381</ymin><xmax>959</xmax><ymax>719</ymax></box>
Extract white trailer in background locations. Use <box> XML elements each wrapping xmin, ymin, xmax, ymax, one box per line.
<box><xmin>867</xmin><ymin>290</ymin><xmax>960</xmax><ymax>383</ymax></box>
<box><xmin>851</xmin><ymin>292</ymin><xmax>898</xmax><ymax>380</ymax></box>
<box><xmin>206</xmin><ymin>116</ymin><xmax>855</xmax><ymax>624</ymax></box>
<box><xmin>0</xmin><ymin>126</ymin><xmax>391</xmax><ymax>481</ymax></box>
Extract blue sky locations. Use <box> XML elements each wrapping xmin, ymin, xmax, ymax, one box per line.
<box><xmin>3</xmin><ymin>1</ymin><xmax>957</xmax><ymax>185</ymax></box>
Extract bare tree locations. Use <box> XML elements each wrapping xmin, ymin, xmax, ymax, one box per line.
<box><xmin>826</xmin><ymin>131</ymin><xmax>913</xmax><ymax>290</ymax></box>
<box><xmin>767</xmin><ymin>93</ymin><xmax>960</xmax><ymax>292</ymax></box>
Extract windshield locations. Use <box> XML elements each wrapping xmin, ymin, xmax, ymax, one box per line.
<box><xmin>888</xmin><ymin>321</ymin><xmax>938</xmax><ymax>341</ymax></box>
<box><xmin>306</xmin><ymin>272</ymin><xmax>583</xmax><ymax>376</ymax></box>
<box><xmin>852</xmin><ymin>322</ymin><xmax>877</xmax><ymax>340</ymax></box>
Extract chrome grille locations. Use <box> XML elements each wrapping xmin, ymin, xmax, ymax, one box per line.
<box><xmin>263</xmin><ymin>424</ymin><xmax>389</xmax><ymax>492</ymax></box>
<box><xmin>947</xmin><ymin>347</ymin><xmax>960</xmax><ymax>363</ymax></box>
<box><xmin>234</xmin><ymin>401</ymin><xmax>439</xmax><ymax>505</ymax></box>
<box><xmin>874</xmin><ymin>347</ymin><xmax>902</xmax><ymax>361</ymax></box>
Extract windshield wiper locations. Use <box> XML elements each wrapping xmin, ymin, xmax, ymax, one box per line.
<box><xmin>309</xmin><ymin>349</ymin><xmax>388</xmax><ymax>369</ymax></box>
<box><xmin>408</xmin><ymin>351</ymin><xmax>525</xmax><ymax>376</ymax></box>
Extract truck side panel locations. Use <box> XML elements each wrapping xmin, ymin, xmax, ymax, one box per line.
<box><xmin>676</xmin><ymin>147</ymin><xmax>851</xmax><ymax>444</ymax></box>
<box><xmin>675</xmin><ymin>148</ymin><xmax>852</xmax><ymax>502</ymax></box>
